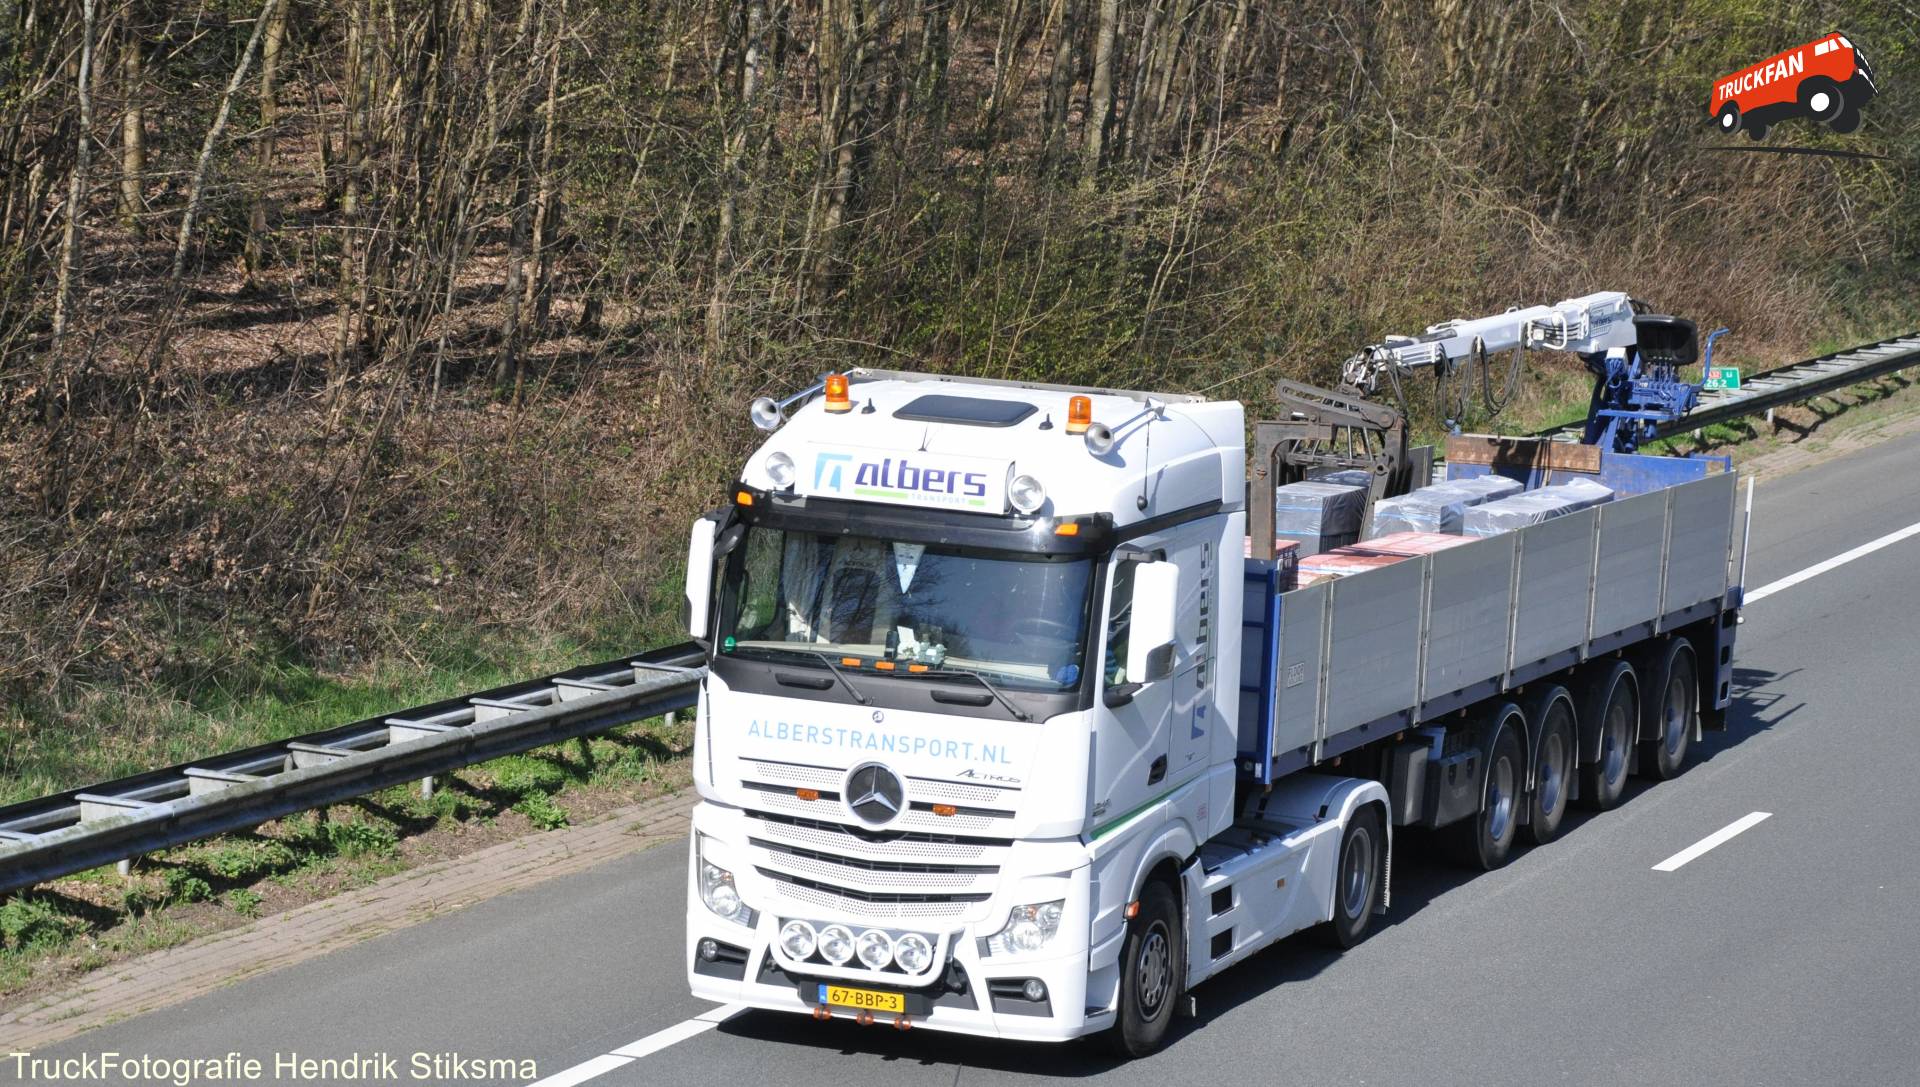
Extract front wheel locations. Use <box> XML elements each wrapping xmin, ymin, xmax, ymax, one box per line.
<box><xmin>1318</xmin><ymin>805</ymin><xmax>1385</xmax><ymax>948</ymax></box>
<box><xmin>1108</xmin><ymin>880</ymin><xmax>1183</xmax><ymax>1058</ymax></box>
<box><xmin>1799</xmin><ymin>77</ymin><xmax>1845</xmax><ymax>122</ymax></box>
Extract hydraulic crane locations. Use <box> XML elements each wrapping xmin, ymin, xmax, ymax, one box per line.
<box><xmin>1248</xmin><ymin>291</ymin><xmax>1728</xmax><ymax>558</ymax></box>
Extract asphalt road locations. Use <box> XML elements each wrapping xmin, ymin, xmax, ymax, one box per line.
<box><xmin>32</xmin><ymin>429</ymin><xmax>1920</xmax><ymax>1087</ymax></box>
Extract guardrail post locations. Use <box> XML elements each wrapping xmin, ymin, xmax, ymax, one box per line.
<box><xmin>420</xmin><ymin>775</ymin><xmax>435</xmax><ymax>800</ymax></box>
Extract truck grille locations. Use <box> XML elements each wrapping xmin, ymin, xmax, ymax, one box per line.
<box><xmin>743</xmin><ymin>808</ymin><xmax>1009</xmax><ymax>922</ymax></box>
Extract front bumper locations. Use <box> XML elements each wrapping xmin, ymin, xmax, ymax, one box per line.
<box><xmin>685</xmin><ymin>806</ymin><xmax>1104</xmax><ymax>1043</ymax></box>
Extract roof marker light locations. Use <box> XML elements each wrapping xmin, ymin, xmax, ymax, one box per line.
<box><xmin>1066</xmin><ymin>395</ymin><xmax>1093</xmax><ymax>434</ymax></box>
<box><xmin>824</xmin><ymin>374</ymin><xmax>852</xmax><ymax>413</ymax></box>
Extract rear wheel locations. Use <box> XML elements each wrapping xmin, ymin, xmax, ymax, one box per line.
<box><xmin>1639</xmin><ymin>639</ymin><xmax>1697</xmax><ymax>781</ymax></box>
<box><xmin>1745</xmin><ymin>119</ymin><xmax>1769</xmax><ymax>140</ymax></box>
<box><xmin>1578</xmin><ymin>661</ymin><xmax>1637</xmax><ymax>811</ymax></box>
<box><xmin>1831</xmin><ymin>106</ymin><xmax>1861</xmax><ymax>134</ymax></box>
<box><xmin>1524</xmin><ymin>688</ymin><xmax>1576</xmax><ymax>846</ymax></box>
<box><xmin>1446</xmin><ymin>707</ymin><xmax>1524</xmax><ymax>870</ymax></box>
<box><xmin>1716</xmin><ymin>103</ymin><xmax>1741</xmax><ymax>134</ymax></box>
<box><xmin>1318</xmin><ymin>805</ymin><xmax>1385</xmax><ymax>948</ymax></box>
<box><xmin>1108</xmin><ymin>879</ymin><xmax>1183</xmax><ymax>1058</ymax></box>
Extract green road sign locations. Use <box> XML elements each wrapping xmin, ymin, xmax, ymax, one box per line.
<box><xmin>1704</xmin><ymin>366</ymin><xmax>1741</xmax><ymax>391</ymax></box>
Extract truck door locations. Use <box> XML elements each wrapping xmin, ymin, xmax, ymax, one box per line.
<box><xmin>1092</xmin><ymin>553</ymin><xmax>1173</xmax><ymax>831</ymax></box>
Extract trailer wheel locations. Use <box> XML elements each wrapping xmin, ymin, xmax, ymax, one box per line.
<box><xmin>1446</xmin><ymin>706</ymin><xmax>1523</xmax><ymax>870</ymax></box>
<box><xmin>1318</xmin><ymin>805</ymin><xmax>1385</xmax><ymax>948</ymax></box>
<box><xmin>1108</xmin><ymin>879</ymin><xmax>1183</xmax><ymax>1057</ymax></box>
<box><xmin>1799</xmin><ymin>77</ymin><xmax>1845</xmax><ymax>123</ymax></box>
<box><xmin>1524</xmin><ymin>688</ymin><xmax>1576</xmax><ymax>846</ymax></box>
<box><xmin>1577</xmin><ymin>661</ymin><xmax>1636</xmax><ymax>811</ymax></box>
<box><xmin>1639</xmin><ymin>639</ymin><xmax>1697</xmax><ymax>781</ymax></box>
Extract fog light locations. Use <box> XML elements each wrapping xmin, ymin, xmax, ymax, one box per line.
<box><xmin>856</xmin><ymin>929</ymin><xmax>895</xmax><ymax>970</ymax></box>
<box><xmin>698</xmin><ymin>938</ymin><xmax>719</xmax><ymax>962</ymax></box>
<box><xmin>1022</xmin><ymin>978</ymin><xmax>1047</xmax><ymax>1002</ymax></box>
<box><xmin>819</xmin><ymin>925</ymin><xmax>855</xmax><ymax>966</ymax></box>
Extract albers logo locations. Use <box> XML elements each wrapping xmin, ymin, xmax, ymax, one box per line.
<box><xmin>804</xmin><ymin>446</ymin><xmax>1008</xmax><ymax>512</ymax></box>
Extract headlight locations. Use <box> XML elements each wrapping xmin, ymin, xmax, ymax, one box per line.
<box><xmin>765</xmin><ymin>451</ymin><xmax>796</xmax><ymax>488</ymax></box>
<box><xmin>856</xmin><ymin>929</ymin><xmax>895</xmax><ymax>970</ymax></box>
<box><xmin>779</xmin><ymin>919</ymin><xmax>817</xmax><ymax>960</ymax></box>
<box><xmin>818</xmin><ymin>924</ymin><xmax>856</xmax><ymax>966</ymax></box>
<box><xmin>1008</xmin><ymin>473</ymin><xmax>1046</xmax><ymax>514</ymax></box>
<box><xmin>894</xmin><ymin>932</ymin><xmax>934</xmax><ymax>973</ymax></box>
<box><xmin>695</xmin><ymin>838</ymin><xmax>757</xmax><ymax>927</ymax></box>
<box><xmin>985</xmin><ymin>900</ymin><xmax>1065</xmax><ymax>956</ymax></box>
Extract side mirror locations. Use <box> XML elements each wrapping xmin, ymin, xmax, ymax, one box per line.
<box><xmin>1125</xmin><ymin>560</ymin><xmax>1179</xmax><ymax>684</ymax></box>
<box><xmin>685</xmin><ymin>518</ymin><xmax>719</xmax><ymax>639</ymax></box>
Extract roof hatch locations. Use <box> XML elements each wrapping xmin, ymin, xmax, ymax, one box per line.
<box><xmin>892</xmin><ymin>394</ymin><xmax>1038</xmax><ymax>428</ymax></box>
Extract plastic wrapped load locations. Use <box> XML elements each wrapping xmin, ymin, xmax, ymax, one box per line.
<box><xmin>1297</xmin><ymin>547</ymin><xmax>1406</xmax><ymax>586</ymax></box>
<box><xmin>1368</xmin><ymin>474</ymin><xmax>1527</xmax><ymax>537</ymax></box>
<box><xmin>1463</xmin><ymin>478</ymin><xmax>1615</xmax><ymax>536</ymax></box>
<box><xmin>1310</xmin><ymin>468</ymin><xmax>1377</xmax><ymax>490</ymax></box>
<box><xmin>1446</xmin><ymin>473</ymin><xmax>1525</xmax><ymax>503</ymax></box>
<box><xmin>1368</xmin><ymin>482</ymin><xmax>1475</xmax><ymax>537</ymax></box>
<box><xmin>1272</xmin><ymin>480</ymin><xmax>1368</xmax><ymax>556</ymax></box>
<box><xmin>1355</xmin><ymin>531</ymin><xmax>1477</xmax><ymax>557</ymax></box>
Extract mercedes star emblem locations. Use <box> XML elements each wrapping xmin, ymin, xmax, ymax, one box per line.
<box><xmin>844</xmin><ymin>763</ymin><xmax>905</xmax><ymax>827</ymax></box>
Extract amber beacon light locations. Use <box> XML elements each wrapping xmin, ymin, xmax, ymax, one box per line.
<box><xmin>824</xmin><ymin>373</ymin><xmax>852</xmax><ymax>413</ymax></box>
<box><xmin>1066</xmin><ymin>395</ymin><xmax>1093</xmax><ymax>434</ymax></box>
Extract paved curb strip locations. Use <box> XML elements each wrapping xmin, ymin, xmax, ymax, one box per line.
<box><xmin>0</xmin><ymin>791</ymin><xmax>697</xmax><ymax>1050</ymax></box>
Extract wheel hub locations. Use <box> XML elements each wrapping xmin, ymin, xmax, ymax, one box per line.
<box><xmin>1136</xmin><ymin>925</ymin><xmax>1171</xmax><ymax>1015</ymax></box>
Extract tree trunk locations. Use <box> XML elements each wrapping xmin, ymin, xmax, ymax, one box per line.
<box><xmin>50</xmin><ymin>0</ymin><xmax>97</xmax><ymax>362</ymax></box>
<box><xmin>118</xmin><ymin>20</ymin><xmax>143</xmax><ymax>233</ymax></box>
<box><xmin>171</xmin><ymin>0</ymin><xmax>280</xmax><ymax>281</ymax></box>
<box><xmin>244</xmin><ymin>0</ymin><xmax>289</xmax><ymax>284</ymax></box>
<box><xmin>1082</xmin><ymin>0</ymin><xmax>1117</xmax><ymax>178</ymax></box>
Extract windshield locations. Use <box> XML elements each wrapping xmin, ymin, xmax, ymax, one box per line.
<box><xmin>718</xmin><ymin>525</ymin><xmax>1095</xmax><ymax>691</ymax></box>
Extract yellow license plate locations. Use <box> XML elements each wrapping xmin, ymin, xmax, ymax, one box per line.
<box><xmin>818</xmin><ymin>984</ymin><xmax>904</xmax><ymax>1013</ymax></box>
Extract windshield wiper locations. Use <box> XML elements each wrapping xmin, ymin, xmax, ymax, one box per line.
<box><xmin>808</xmin><ymin>650</ymin><xmax>869</xmax><ymax>705</ymax></box>
<box><xmin>920</xmin><ymin>668</ymin><xmax>1031</xmax><ymax>722</ymax></box>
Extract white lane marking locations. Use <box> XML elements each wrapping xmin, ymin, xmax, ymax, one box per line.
<box><xmin>611</xmin><ymin>1003</ymin><xmax>748</xmax><ymax>1058</ymax></box>
<box><xmin>1744</xmin><ymin>521</ymin><xmax>1920</xmax><ymax>604</ymax></box>
<box><xmin>1653</xmin><ymin>811</ymin><xmax>1772</xmax><ymax>872</ymax></box>
<box><xmin>528</xmin><ymin>1003</ymin><xmax>748</xmax><ymax>1087</ymax></box>
<box><xmin>528</xmin><ymin>1054</ymin><xmax>636</xmax><ymax>1087</ymax></box>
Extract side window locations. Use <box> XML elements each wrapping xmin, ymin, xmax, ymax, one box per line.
<box><xmin>1103</xmin><ymin>560</ymin><xmax>1136</xmax><ymax>686</ymax></box>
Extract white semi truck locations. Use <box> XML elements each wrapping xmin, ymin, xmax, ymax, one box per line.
<box><xmin>683</xmin><ymin>332</ymin><xmax>1743</xmax><ymax>1054</ymax></box>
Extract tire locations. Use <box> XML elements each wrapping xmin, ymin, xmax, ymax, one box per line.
<box><xmin>1716</xmin><ymin>103</ymin><xmax>1740</xmax><ymax>134</ymax></box>
<box><xmin>1638</xmin><ymin>638</ymin><xmax>1697</xmax><ymax>781</ymax></box>
<box><xmin>1523</xmin><ymin>687</ymin><xmax>1576</xmax><ymax>846</ymax></box>
<box><xmin>1831</xmin><ymin>106</ymin><xmax>1861</xmax><ymax>134</ymax></box>
<box><xmin>1318</xmin><ymin>805</ymin><xmax>1385</xmax><ymax>948</ymax></box>
<box><xmin>1445</xmin><ymin>706</ymin><xmax>1524</xmax><ymax>870</ymax></box>
<box><xmin>1799</xmin><ymin>77</ymin><xmax>1844</xmax><ymax>123</ymax></box>
<box><xmin>1577</xmin><ymin>661</ymin><xmax>1636</xmax><ymax>812</ymax></box>
<box><xmin>1108</xmin><ymin>879</ymin><xmax>1183</xmax><ymax>1058</ymax></box>
<box><xmin>1745</xmin><ymin>120</ymin><xmax>1768</xmax><ymax>141</ymax></box>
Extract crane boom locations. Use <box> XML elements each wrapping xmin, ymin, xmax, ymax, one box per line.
<box><xmin>1341</xmin><ymin>291</ymin><xmax>1642</xmax><ymax>392</ymax></box>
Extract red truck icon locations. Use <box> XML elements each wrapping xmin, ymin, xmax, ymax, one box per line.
<box><xmin>1709</xmin><ymin>33</ymin><xmax>1878</xmax><ymax>139</ymax></box>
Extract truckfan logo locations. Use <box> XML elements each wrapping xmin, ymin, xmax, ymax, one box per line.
<box><xmin>844</xmin><ymin>763</ymin><xmax>906</xmax><ymax>827</ymax></box>
<box><xmin>1709</xmin><ymin>32</ymin><xmax>1879</xmax><ymax>140</ymax></box>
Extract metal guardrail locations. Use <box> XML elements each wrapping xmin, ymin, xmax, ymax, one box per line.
<box><xmin>0</xmin><ymin>643</ymin><xmax>705</xmax><ymax>895</ymax></box>
<box><xmin>1534</xmin><ymin>330</ymin><xmax>1920</xmax><ymax>442</ymax></box>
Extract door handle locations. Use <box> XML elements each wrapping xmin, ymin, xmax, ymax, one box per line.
<box><xmin>1148</xmin><ymin>755</ymin><xmax>1167</xmax><ymax>785</ymax></box>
